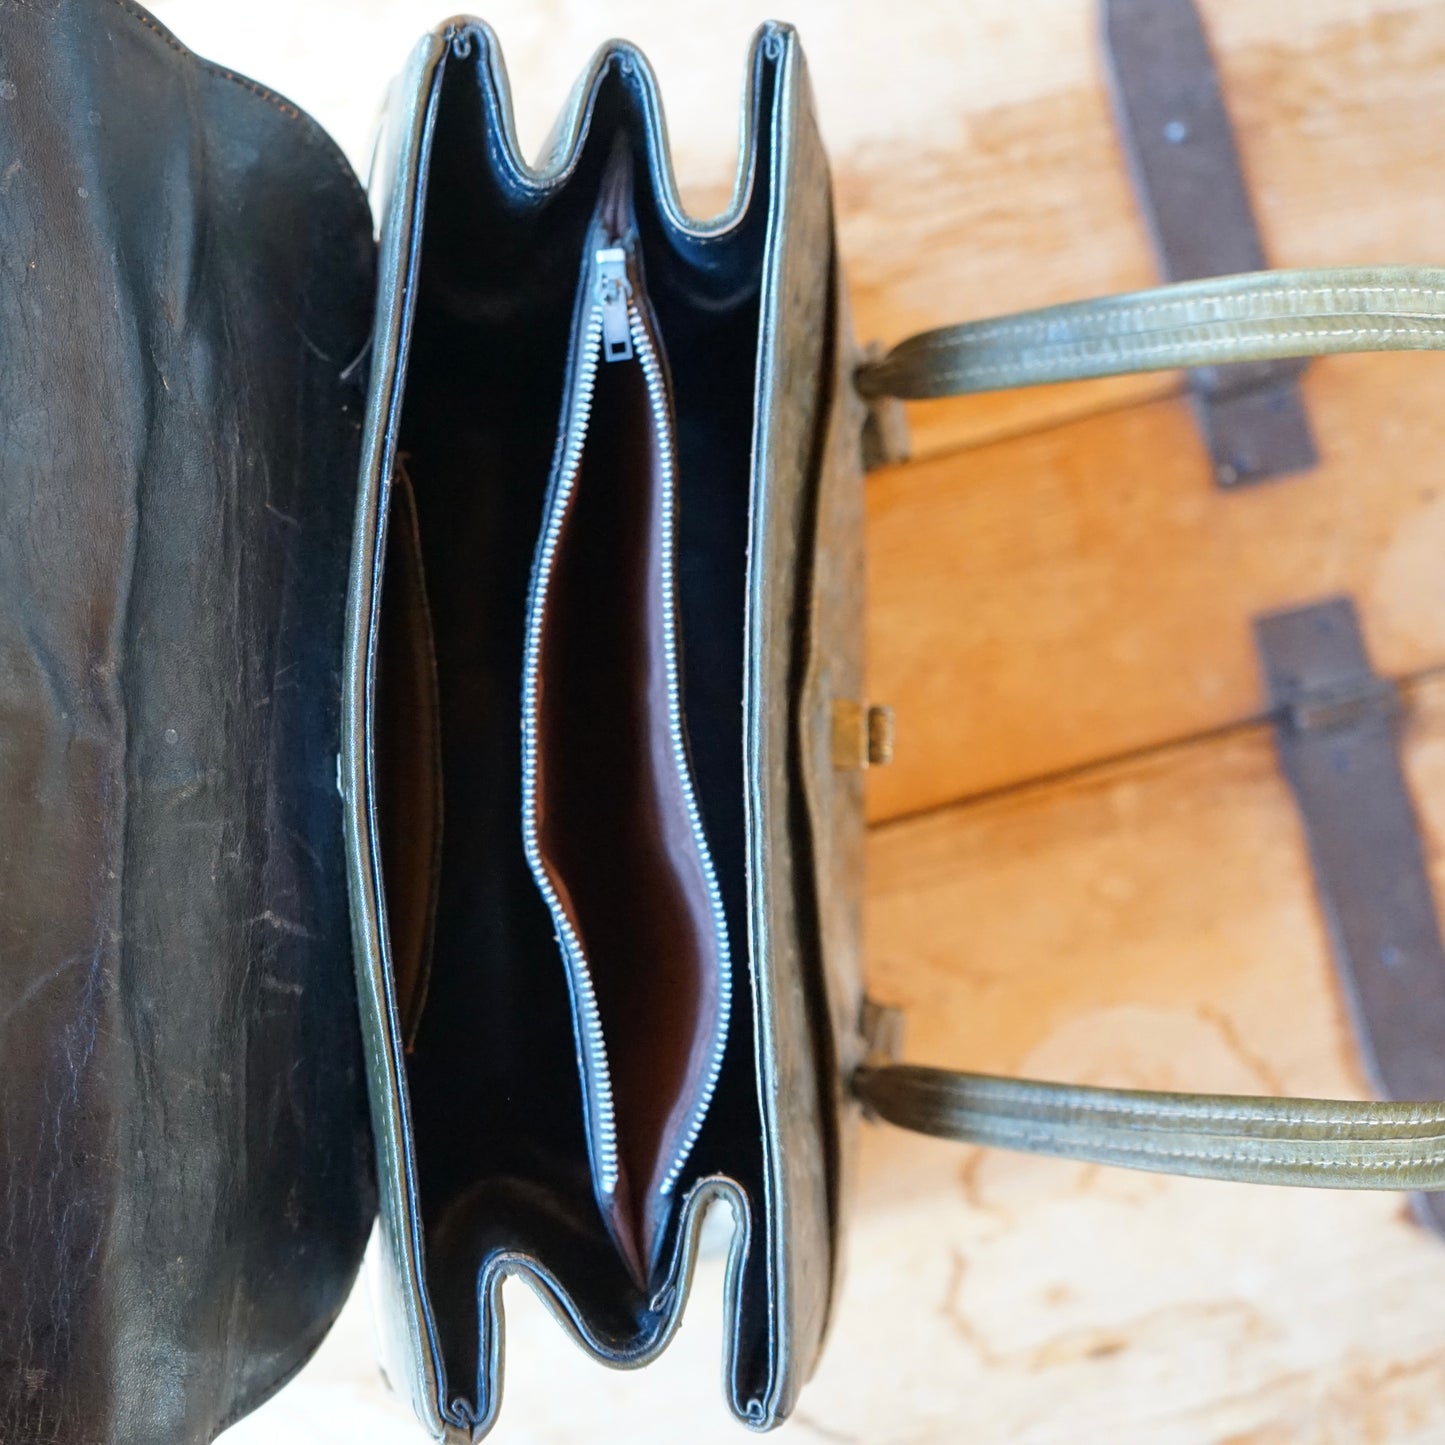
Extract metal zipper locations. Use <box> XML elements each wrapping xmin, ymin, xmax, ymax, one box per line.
<box><xmin>520</xmin><ymin>241</ymin><xmax>733</xmax><ymax>1210</ymax></box>
<box><xmin>595</xmin><ymin>247</ymin><xmax>634</xmax><ymax>363</ymax></box>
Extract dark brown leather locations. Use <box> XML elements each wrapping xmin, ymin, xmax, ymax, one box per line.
<box><xmin>375</xmin><ymin>459</ymin><xmax>444</xmax><ymax>1047</ymax></box>
<box><xmin>0</xmin><ymin>2</ymin><xmax>377</xmax><ymax>1440</ymax></box>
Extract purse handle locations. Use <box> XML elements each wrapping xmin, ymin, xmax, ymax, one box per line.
<box><xmin>853</xmin><ymin>262</ymin><xmax>1445</xmax><ymax>1190</ymax></box>
<box><xmin>856</xmin><ymin>265</ymin><xmax>1445</xmax><ymax>400</ymax></box>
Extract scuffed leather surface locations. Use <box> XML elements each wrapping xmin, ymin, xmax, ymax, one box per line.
<box><xmin>0</xmin><ymin>2</ymin><xmax>377</xmax><ymax>1441</ymax></box>
<box><xmin>740</xmin><ymin>38</ymin><xmax>854</xmax><ymax>1416</ymax></box>
<box><xmin>797</xmin><ymin>273</ymin><xmax>870</xmax><ymax>1357</ymax></box>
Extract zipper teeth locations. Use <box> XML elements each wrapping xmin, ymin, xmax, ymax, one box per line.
<box><xmin>519</xmin><ymin>286</ymin><xmax>733</xmax><ymax>1207</ymax></box>
<box><xmin>630</xmin><ymin>304</ymin><xmax>733</xmax><ymax>1199</ymax></box>
<box><xmin>521</xmin><ymin>306</ymin><xmax>621</xmax><ymax>1193</ymax></box>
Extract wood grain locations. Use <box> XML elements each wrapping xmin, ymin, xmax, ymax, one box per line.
<box><xmin>866</xmin><ymin>351</ymin><xmax>1445</xmax><ymax>821</ymax></box>
<box><xmin>847</xmin><ymin>0</ymin><xmax>1445</xmax><ymax>459</ymax></box>
<box><xmin>831</xmin><ymin>673</ymin><xmax>1445</xmax><ymax>1445</ymax></box>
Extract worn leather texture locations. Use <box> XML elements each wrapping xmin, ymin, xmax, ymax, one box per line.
<box><xmin>15</xmin><ymin>6</ymin><xmax>1445</xmax><ymax>1443</ymax></box>
<box><xmin>0</xmin><ymin>2</ymin><xmax>378</xmax><ymax>1441</ymax></box>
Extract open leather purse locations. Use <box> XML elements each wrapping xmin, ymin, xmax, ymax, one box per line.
<box><xmin>346</xmin><ymin>18</ymin><xmax>1445</xmax><ymax>1441</ymax></box>
<box><xmin>12</xmin><ymin>3</ymin><xmax>1445</xmax><ymax>1442</ymax></box>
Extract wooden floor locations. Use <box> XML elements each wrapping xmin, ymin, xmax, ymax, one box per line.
<box><xmin>146</xmin><ymin>1</ymin><xmax>1445</xmax><ymax>1440</ymax></box>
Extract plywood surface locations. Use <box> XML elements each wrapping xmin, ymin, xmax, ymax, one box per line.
<box><xmin>867</xmin><ymin>352</ymin><xmax>1445</xmax><ymax>821</ymax></box>
<box><xmin>123</xmin><ymin>0</ymin><xmax>1445</xmax><ymax>1440</ymax></box>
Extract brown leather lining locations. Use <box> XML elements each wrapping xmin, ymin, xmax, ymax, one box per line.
<box><xmin>374</xmin><ymin>458</ymin><xmax>444</xmax><ymax>1048</ymax></box>
<box><xmin>532</xmin><ymin>259</ymin><xmax>725</xmax><ymax>1282</ymax></box>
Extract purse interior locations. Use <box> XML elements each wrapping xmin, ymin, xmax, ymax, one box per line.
<box><xmin>517</xmin><ymin>144</ymin><xmax>734</xmax><ymax>1288</ymax></box>
<box><xmin>370</xmin><ymin>47</ymin><xmax>776</xmax><ymax>1396</ymax></box>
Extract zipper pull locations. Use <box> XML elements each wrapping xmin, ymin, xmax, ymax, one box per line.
<box><xmin>595</xmin><ymin>247</ymin><xmax>633</xmax><ymax>363</ymax></box>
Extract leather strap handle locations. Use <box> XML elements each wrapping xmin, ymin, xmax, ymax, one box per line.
<box><xmin>853</xmin><ymin>262</ymin><xmax>1445</xmax><ymax>1189</ymax></box>
<box><xmin>855</xmin><ymin>1067</ymin><xmax>1445</xmax><ymax>1189</ymax></box>
<box><xmin>856</xmin><ymin>265</ymin><xmax>1445</xmax><ymax>400</ymax></box>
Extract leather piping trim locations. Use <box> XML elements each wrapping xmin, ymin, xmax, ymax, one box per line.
<box><xmin>857</xmin><ymin>265</ymin><xmax>1445</xmax><ymax>399</ymax></box>
<box><xmin>856</xmin><ymin>1065</ymin><xmax>1445</xmax><ymax>1190</ymax></box>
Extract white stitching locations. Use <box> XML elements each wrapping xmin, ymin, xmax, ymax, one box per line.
<box><xmin>980</xmin><ymin>1131</ymin><xmax>1445</xmax><ymax>1175</ymax></box>
<box><xmin>908</xmin><ymin>319</ymin><xmax>1445</xmax><ymax>387</ymax></box>
<box><xmin>891</xmin><ymin>1075</ymin><xmax>1445</xmax><ymax>1130</ymax></box>
<box><xmin>898</xmin><ymin>279</ymin><xmax>1445</xmax><ymax>352</ymax></box>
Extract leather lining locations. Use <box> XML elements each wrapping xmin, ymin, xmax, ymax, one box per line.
<box><xmin>374</xmin><ymin>457</ymin><xmax>444</xmax><ymax>1048</ymax></box>
<box><xmin>529</xmin><ymin>197</ymin><xmax>729</xmax><ymax>1281</ymax></box>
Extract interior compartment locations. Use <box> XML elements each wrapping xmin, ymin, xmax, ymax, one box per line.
<box><xmin>523</xmin><ymin>172</ymin><xmax>732</xmax><ymax>1284</ymax></box>
<box><xmin>368</xmin><ymin>41</ymin><xmax>776</xmax><ymax>1404</ymax></box>
<box><xmin>374</xmin><ymin>459</ymin><xmax>442</xmax><ymax>1046</ymax></box>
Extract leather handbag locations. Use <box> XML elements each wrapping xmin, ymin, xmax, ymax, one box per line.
<box><xmin>11</xmin><ymin>4</ymin><xmax>1445</xmax><ymax>1442</ymax></box>
<box><xmin>347</xmin><ymin>18</ymin><xmax>1445</xmax><ymax>1441</ymax></box>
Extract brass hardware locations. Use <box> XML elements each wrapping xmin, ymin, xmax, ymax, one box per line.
<box><xmin>832</xmin><ymin>700</ymin><xmax>895</xmax><ymax>770</ymax></box>
<box><xmin>867</xmin><ymin>704</ymin><xmax>896</xmax><ymax>767</ymax></box>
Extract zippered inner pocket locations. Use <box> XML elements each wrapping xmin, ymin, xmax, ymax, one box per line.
<box><xmin>521</xmin><ymin>156</ymin><xmax>733</xmax><ymax>1285</ymax></box>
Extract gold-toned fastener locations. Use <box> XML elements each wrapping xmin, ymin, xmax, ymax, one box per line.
<box><xmin>867</xmin><ymin>704</ymin><xmax>896</xmax><ymax>767</ymax></box>
<box><xmin>832</xmin><ymin>700</ymin><xmax>896</xmax><ymax>770</ymax></box>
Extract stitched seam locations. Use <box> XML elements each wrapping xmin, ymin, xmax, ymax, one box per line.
<box><xmin>946</xmin><ymin>319</ymin><xmax>1445</xmax><ymax>360</ymax></box>
<box><xmin>998</xmin><ymin>1134</ymin><xmax>1445</xmax><ymax>1175</ymax></box>
<box><xmin>900</xmin><ymin>281</ymin><xmax>1445</xmax><ymax>351</ymax></box>
<box><xmin>942</xmin><ymin>317</ymin><xmax>1445</xmax><ymax>361</ymax></box>
<box><xmin>914</xmin><ymin>321</ymin><xmax>1445</xmax><ymax>384</ymax></box>
<box><xmin>893</xmin><ymin>1078</ymin><xmax>1445</xmax><ymax>1129</ymax></box>
<box><xmin>958</xmin><ymin>294</ymin><xmax>1443</xmax><ymax>346</ymax></box>
<box><xmin>106</xmin><ymin>0</ymin><xmax>366</xmax><ymax>205</ymax></box>
<box><xmin>898</xmin><ymin>297</ymin><xmax>1445</xmax><ymax>355</ymax></box>
<box><xmin>947</xmin><ymin>1098</ymin><xmax>1445</xmax><ymax>1131</ymax></box>
<box><xmin>975</xmin><ymin>1097</ymin><xmax>1445</xmax><ymax>1129</ymax></box>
